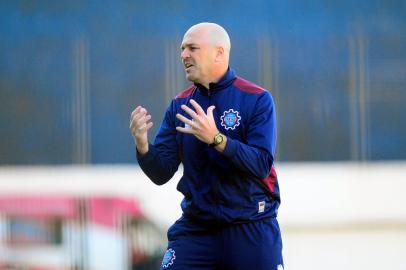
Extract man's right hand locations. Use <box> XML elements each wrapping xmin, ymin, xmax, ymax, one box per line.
<box><xmin>129</xmin><ymin>106</ymin><xmax>153</xmax><ymax>155</ymax></box>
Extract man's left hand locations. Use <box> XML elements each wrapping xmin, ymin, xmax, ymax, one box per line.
<box><xmin>176</xmin><ymin>99</ymin><xmax>219</xmax><ymax>144</ymax></box>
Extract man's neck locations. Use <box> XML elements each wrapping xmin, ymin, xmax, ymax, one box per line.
<box><xmin>201</xmin><ymin>68</ymin><xmax>228</xmax><ymax>89</ymax></box>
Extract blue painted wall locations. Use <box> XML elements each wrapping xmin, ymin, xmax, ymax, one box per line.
<box><xmin>0</xmin><ymin>0</ymin><xmax>405</xmax><ymax>164</ymax></box>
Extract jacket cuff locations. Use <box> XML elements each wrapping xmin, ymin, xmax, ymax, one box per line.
<box><xmin>136</xmin><ymin>143</ymin><xmax>155</xmax><ymax>164</ymax></box>
<box><xmin>223</xmin><ymin>137</ymin><xmax>237</xmax><ymax>158</ymax></box>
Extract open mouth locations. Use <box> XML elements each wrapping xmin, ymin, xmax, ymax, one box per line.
<box><xmin>184</xmin><ymin>63</ymin><xmax>194</xmax><ymax>70</ymax></box>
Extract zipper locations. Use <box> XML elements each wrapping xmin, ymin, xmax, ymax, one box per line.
<box><xmin>208</xmin><ymin>89</ymin><xmax>222</xmax><ymax>221</ymax></box>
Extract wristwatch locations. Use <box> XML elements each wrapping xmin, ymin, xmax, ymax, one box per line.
<box><xmin>211</xmin><ymin>133</ymin><xmax>224</xmax><ymax>146</ymax></box>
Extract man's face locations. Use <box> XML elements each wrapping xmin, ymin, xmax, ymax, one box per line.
<box><xmin>180</xmin><ymin>29</ymin><xmax>216</xmax><ymax>84</ymax></box>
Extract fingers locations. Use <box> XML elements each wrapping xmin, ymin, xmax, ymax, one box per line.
<box><xmin>180</xmin><ymin>104</ymin><xmax>198</xmax><ymax>120</ymax></box>
<box><xmin>177</xmin><ymin>102</ymin><xmax>215</xmax><ymax>130</ymax></box>
<box><xmin>130</xmin><ymin>107</ymin><xmax>148</xmax><ymax>126</ymax></box>
<box><xmin>189</xmin><ymin>99</ymin><xmax>205</xmax><ymax>116</ymax></box>
<box><xmin>176</xmin><ymin>126</ymin><xmax>194</xmax><ymax>134</ymax></box>
<box><xmin>145</xmin><ymin>121</ymin><xmax>153</xmax><ymax>131</ymax></box>
<box><xmin>130</xmin><ymin>107</ymin><xmax>147</xmax><ymax>122</ymax></box>
<box><xmin>176</xmin><ymin>113</ymin><xmax>195</xmax><ymax>127</ymax></box>
<box><xmin>129</xmin><ymin>106</ymin><xmax>153</xmax><ymax>134</ymax></box>
<box><xmin>180</xmin><ymin>99</ymin><xmax>206</xmax><ymax>120</ymax></box>
<box><xmin>130</xmin><ymin>106</ymin><xmax>141</xmax><ymax>117</ymax></box>
<box><xmin>133</xmin><ymin>117</ymin><xmax>152</xmax><ymax>130</ymax></box>
<box><xmin>207</xmin><ymin>105</ymin><xmax>215</xmax><ymax>120</ymax></box>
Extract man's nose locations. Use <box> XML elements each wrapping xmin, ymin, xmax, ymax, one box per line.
<box><xmin>181</xmin><ymin>49</ymin><xmax>190</xmax><ymax>60</ymax></box>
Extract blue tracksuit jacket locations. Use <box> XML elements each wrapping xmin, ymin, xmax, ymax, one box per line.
<box><xmin>137</xmin><ymin>68</ymin><xmax>280</xmax><ymax>227</ymax></box>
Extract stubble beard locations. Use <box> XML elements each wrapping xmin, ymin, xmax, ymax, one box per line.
<box><xmin>185</xmin><ymin>68</ymin><xmax>199</xmax><ymax>83</ymax></box>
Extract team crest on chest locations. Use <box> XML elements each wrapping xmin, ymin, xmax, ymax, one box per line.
<box><xmin>220</xmin><ymin>109</ymin><xmax>241</xmax><ymax>130</ymax></box>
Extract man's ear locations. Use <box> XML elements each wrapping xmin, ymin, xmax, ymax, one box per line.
<box><xmin>215</xmin><ymin>46</ymin><xmax>225</xmax><ymax>62</ymax></box>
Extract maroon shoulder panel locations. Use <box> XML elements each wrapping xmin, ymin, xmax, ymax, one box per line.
<box><xmin>233</xmin><ymin>77</ymin><xmax>266</xmax><ymax>94</ymax></box>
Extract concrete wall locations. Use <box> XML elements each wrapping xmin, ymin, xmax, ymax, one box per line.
<box><xmin>0</xmin><ymin>162</ymin><xmax>405</xmax><ymax>269</ymax></box>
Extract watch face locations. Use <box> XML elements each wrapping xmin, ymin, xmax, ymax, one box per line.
<box><xmin>214</xmin><ymin>134</ymin><xmax>223</xmax><ymax>145</ymax></box>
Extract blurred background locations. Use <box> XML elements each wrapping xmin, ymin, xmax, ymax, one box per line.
<box><xmin>0</xmin><ymin>0</ymin><xmax>405</xmax><ymax>269</ymax></box>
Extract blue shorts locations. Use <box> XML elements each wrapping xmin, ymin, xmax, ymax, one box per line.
<box><xmin>160</xmin><ymin>217</ymin><xmax>284</xmax><ymax>270</ymax></box>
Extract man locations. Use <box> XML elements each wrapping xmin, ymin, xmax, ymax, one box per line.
<box><xmin>130</xmin><ymin>22</ymin><xmax>283</xmax><ymax>270</ymax></box>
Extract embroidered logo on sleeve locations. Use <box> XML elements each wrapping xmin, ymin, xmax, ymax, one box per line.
<box><xmin>162</xmin><ymin>248</ymin><xmax>176</xmax><ymax>268</ymax></box>
<box><xmin>258</xmin><ymin>201</ymin><xmax>266</xmax><ymax>213</ymax></box>
<box><xmin>221</xmin><ymin>109</ymin><xmax>241</xmax><ymax>130</ymax></box>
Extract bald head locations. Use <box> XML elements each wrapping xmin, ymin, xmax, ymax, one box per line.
<box><xmin>181</xmin><ymin>23</ymin><xmax>231</xmax><ymax>88</ymax></box>
<box><xmin>185</xmin><ymin>22</ymin><xmax>231</xmax><ymax>56</ymax></box>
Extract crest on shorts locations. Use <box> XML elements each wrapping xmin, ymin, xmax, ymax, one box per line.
<box><xmin>221</xmin><ymin>109</ymin><xmax>241</xmax><ymax>130</ymax></box>
<box><xmin>162</xmin><ymin>248</ymin><xmax>176</xmax><ymax>268</ymax></box>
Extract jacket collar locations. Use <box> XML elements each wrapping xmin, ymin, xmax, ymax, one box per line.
<box><xmin>194</xmin><ymin>67</ymin><xmax>236</xmax><ymax>95</ymax></box>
